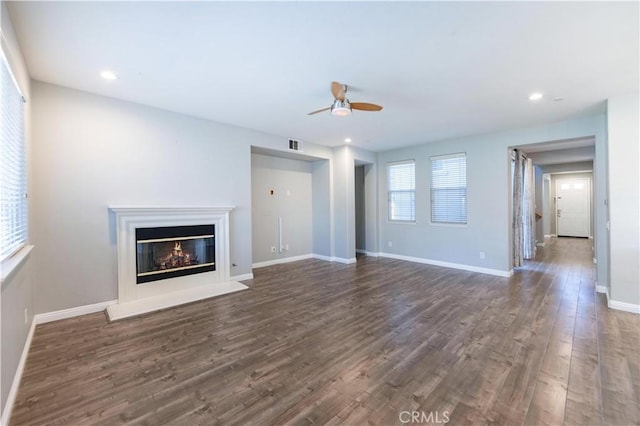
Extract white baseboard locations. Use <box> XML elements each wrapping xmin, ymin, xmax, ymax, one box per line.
<box><xmin>608</xmin><ymin>300</ymin><xmax>640</xmax><ymax>314</ymax></box>
<box><xmin>593</xmin><ymin>257</ymin><xmax>597</xmax><ymax>264</ymax></box>
<box><xmin>544</xmin><ymin>234</ymin><xmax>551</xmax><ymax>239</ymax></box>
<box><xmin>312</xmin><ymin>254</ymin><xmax>333</xmax><ymax>262</ymax></box>
<box><xmin>2</xmin><ymin>300</ymin><xmax>116</xmax><ymax>424</ymax></box>
<box><xmin>356</xmin><ymin>249</ymin><xmax>382</xmax><ymax>256</ymax></box>
<box><xmin>595</xmin><ymin>284</ymin><xmax>608</xmax><ymax>295</ymax></box>
<box><xmin>536</xmin><ymin>242</ymin><xmax>546</xmax><ymax>247</ymax></box>
<box><xmin>36</xmin><ymin>299</ymin><xmax>117</xmax><ymax>324</ymax></box>
<box><xmin>252</xmin><ymin>254</ymin><xmax>314</xmax><ymax>269</ymax></box>
<box><xmin>252</xmin><ymin>254</ymin><xmax>360</xmax><ymax>267</ymax></box>
<box><xmin>378</xmin><ymin>252</ymin><xmax>513</xmax><ymax>277</ymax></box>
<box><xmin>332</xmin><ymin>257</ymin><xmax>357</xmax><ymax>264</ymax></box>
<box><xmin>230</xmin><ymin>273</ymin><xmax>254</xmax><ymax>282</ymax></box>
<box><xmin>1</xmin><ymin>316</ymin><xmax>37</xmax><ymax>426</ymax></box>
<box><xmin>550</xmin><ymin>234</ymin><xmax>558</xmax><ymax>238</ymax></box>
<box><xmin>595</xmin><ymin>285</ymin><xmax>640</xmax><ymax>314</ymax></box>
<box><xmin>314</xmin><ymin>255</ymin><xmax>356</xmax><ymax>264</ymax></box>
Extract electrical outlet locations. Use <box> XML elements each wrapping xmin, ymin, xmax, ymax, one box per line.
<box><xmin>479</xmin><ymin>252</ymin><xmax>485</xmax><ymax>259</ymax></box>
<box><xmin>271</xmin><ymin>246</ymin><xmax>277</xmax><ymax>253</ymax></box>
<box><xmin>285</xmin><ymin>244</ymin><xmax>289</xmax><ymax>251</ymax></box>
<box><xmin>388</xmin><ymin>241</ymin><xmax>393</xmax><ymax>248</ymax></box>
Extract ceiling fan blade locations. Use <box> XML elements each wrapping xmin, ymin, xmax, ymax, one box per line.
<box><xmin>331</xmin><ymin>81</ymin><xmax>346</xmax><ymax>101</ymax></box>
<box><xmin>351</xmin><ymin>102</ymin><xmax>383</xmax><ymax>112</ymax></box>
<box><xmin>307</xmin><ymin>106</ymin><xmax>331</xmax><ymax>115</ymax></box>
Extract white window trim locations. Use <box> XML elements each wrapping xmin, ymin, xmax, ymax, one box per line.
<box><xmin>1</xmin><ymin>245</ymin><xmax>33</xmax><ymax>285</ymax></box>
<box><xmin>0</xmin><ymin>47</ymin><xmax>27</xmax><ymax>100</ymax></box>
<box><xmin>429</xmin><ymin>221</ymin><xmax>468</xmax><ymax>228</ymax></box>
<box><xmin>430</xmin><ymin>152</ymin><xmax>465</xmax><ymax>161</ymax></box>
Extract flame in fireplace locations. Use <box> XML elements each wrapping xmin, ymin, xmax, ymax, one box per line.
<box><xmin>158</xmin><ymin>241</ymin><xmax>197</xmax><ymax>270</ymax></box>
<box><xmin>173</xmin><ymin>241</ymin><xmax>182</xmax><ymax>256</ymax></box>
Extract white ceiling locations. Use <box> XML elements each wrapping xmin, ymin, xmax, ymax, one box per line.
<box><xmin>7</xmin><ymin>1</ymin><xmax>639</xmax><ymax>152</ymax></box>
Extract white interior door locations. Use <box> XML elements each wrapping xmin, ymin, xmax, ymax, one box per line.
<box><xmin>556</xmin><ymin>178</ymin><xmax>590</xmax><ymax>237</ymax></box>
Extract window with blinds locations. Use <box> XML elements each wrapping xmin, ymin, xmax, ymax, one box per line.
<box><xmin>430</xmin><ymin>153</ymin><xmax>466</xmax><ymax>224</ymax></box>
<box><xmin>387</xmin><ymin>160</ymin><xmax>415</xmax><ymax>222</ymax></box>
<box><xmin>1</xmin><ymin>54</ymin><xmax>28</xmax><ymax>260</ymax></box>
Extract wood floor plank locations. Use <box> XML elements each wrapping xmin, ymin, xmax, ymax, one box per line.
<box><xmin>9</xmin><ymin>238</ymin><xmax>639</xmax><ymax>426</ymax></box>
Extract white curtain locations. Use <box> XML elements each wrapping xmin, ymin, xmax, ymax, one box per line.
<box><xmin>513</xmin><ymin>150</ymin><xmax>536</xmax><ymax>267</ymax></box>
<box><xmin>512</xmin><ymin>150</ymin><xmax>524</xmax><ymax>267</ymax></box>
<box><xmin>522</xmin><ymin>157</ymin><xmax>536</xmax><ymax>260</ymax></box>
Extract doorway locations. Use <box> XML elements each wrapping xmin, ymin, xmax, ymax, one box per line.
<box><xmin>355</xmin><ymin>165</ymin><xmax>366</xmax><ymax>255</ymax></box>
<box><xmin>556</xmin><ymin>177</ymin><xmax>591</xmax><ymax>237</ymax></box>
<box><xmin>353</xmin><ymin>159</ymin><xmax>377</xmax><ymax>260</ymax></box>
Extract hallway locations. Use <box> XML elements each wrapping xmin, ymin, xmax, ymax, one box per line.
<box><xmin>520</xmin><ymin>237</ymin><xmax>639</xmax><ymax>424</ymax></box>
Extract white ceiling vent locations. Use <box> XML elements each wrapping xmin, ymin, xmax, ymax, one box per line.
<box><xmin>288</xmin><ymin>139</ymin><xmax>303</xmax><ymax>152</ymax></box>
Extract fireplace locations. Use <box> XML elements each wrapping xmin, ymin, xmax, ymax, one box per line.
<box><xmin>136</xmin><ymin>225</ymin><xmax>215</xmax><ymax>284</ymax></box>
<box><xmin>107</xmin><ymin>206</ymin><xmax>248</xmax><ymax>321</ymax></box>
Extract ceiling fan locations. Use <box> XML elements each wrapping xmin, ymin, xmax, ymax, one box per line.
<box><xmin>308</xmin><ymin>81</ymin><xmax>383</xmax><ymax>116</ymax></box>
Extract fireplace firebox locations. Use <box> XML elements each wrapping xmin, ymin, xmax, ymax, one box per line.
<box><xmin>135</xmin><ymin>225</ymin><xmax>215</xmax><ymax>284</ymax></box>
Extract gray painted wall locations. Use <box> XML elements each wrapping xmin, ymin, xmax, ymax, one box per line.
<box><xmin>311</xmin><ymin>159</ymin><xmax>332</xmax><ymax>258</ymax></box>
<box><xmin>29</xmin><ymin>81</ymin><xmax>336</xmax><ymax>315</ymax></box>
<box><xmin>534</xmin><ymin>166</ymin><xmax>544</xmax><ymax>243</ymax></box>
<box><xmin>607</xmin><ymin>92</ymin><xmax>640</xmax><ymax>306</ymax></box>
<box><xmin>378</xmin><ymin>114</ymin><xmax>607</xmax><ymax>275</ymax></box>
<box><xmin>528</xmin><ymin>146</ymin><xmax>595</xmax><ymax>165</ymax></box>
<box><xmin>331</xmin><ymin>147</ymin><xmax>351</xmax><ymax>261</ymax></box>
<box><xmin>541</xmin><ymin>161</ymin><xmax>594</xmax><ymax>174</ymax></box>
<box><xmin>363</xmin><ymin>163</ymin><xmax>379</xmax><ymax>255</ymax></box>
<box><xmin>543</xmin><ymin>175</ymin><xmax>551</xmax><ymax>237</ymax></box>
<box><xmin>332</xmin><ymin>146</ymin><xmax>378</xmax><ymax>261</ymax></box>
<box><xmin>1</xmin><ymin>254</ymin><xmax>34</xmax><ymax>414</ymax></box>
<box><xmin>378</xmin><ymin>136</ymin><xmax>511</xmax><ymax>272</ymax></box>
<box><xmin>31</xmin><ymin>82</ymin><xmax>252</xmax><ymax>312</ymax></box>
<box><xmin>251</xmin><ymin>153</ymin><xmax>313</xmax><ymax>263</ymax></box>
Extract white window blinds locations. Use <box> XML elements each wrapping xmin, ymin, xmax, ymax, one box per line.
<box><xmin>430</xmin><ymin>153</ymin><xmax>466</xmax><ymax>224</ymax></box>
<box><xmin>1</xmin><ymin>55</ymin><xmax>28</xmax><ymax>260</ymax></box>
<box><xmin>387</xmin><ymin>160</ymin><xmax>415</xmax><ymax>222</ymax></box>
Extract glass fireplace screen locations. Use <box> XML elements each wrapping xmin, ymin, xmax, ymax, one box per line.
<box><xmin>135</xmin><ymin>225</ymin><xmax>215</xmax><ymax>284</ymax></box>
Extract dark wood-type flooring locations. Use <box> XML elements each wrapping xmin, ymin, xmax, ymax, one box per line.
<box><xmin>11</xmin><ymin>238</ymin><xmax>640</xmax><ymax>425</ymax></box>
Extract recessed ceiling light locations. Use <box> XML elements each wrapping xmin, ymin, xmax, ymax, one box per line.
<box><xmin>345</xmin><ymin>138</ymin><xmax>352</xmax><ymax>143</ymax></box>
<box><xmin>528</xmin><ymin>92</ymin><xmax>543</xmax><ymax>101</ymax></box>
<box><xmin>100</xmin><ymin>70</ymin><xmax>117</xmax><ymax>80</ymax></box>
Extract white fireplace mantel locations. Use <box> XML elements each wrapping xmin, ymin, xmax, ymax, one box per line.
<box><xmin>106</xmin><ymin>206</ymin><xmax>248</xmax><ymax>321</ymax></box>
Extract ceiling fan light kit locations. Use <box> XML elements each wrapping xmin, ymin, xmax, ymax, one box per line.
<box><xmin>308</xmin><ymin>81</ymin><xmax>383</xmax><ymax>116</ymax></box>
<box><xmin>331</xmin><ymin>99</ymin><xmax>352</xmax><ymax>116</ymax></box>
